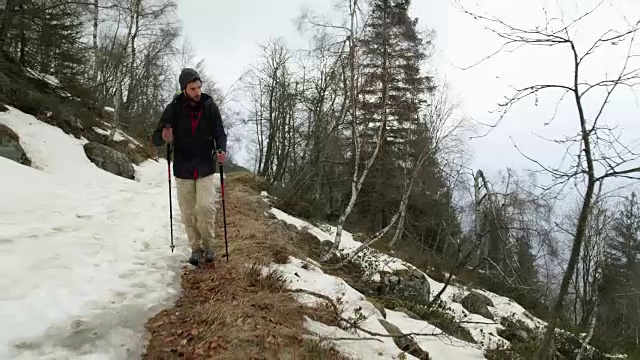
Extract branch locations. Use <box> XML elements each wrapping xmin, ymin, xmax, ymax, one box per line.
<box><xmin>470</xmin><ymin>84</ymin><xmax>572</xmax><ymax>140</ymax></box>
<box><xmin>595</xmin><ymin>166</ymin><xmax>640</xmax><ymax>182</ymax></box>
<box><xmin>288</xmin><ymin>289</ymin><xmax>449</xmax><ymax>338</ymax></box>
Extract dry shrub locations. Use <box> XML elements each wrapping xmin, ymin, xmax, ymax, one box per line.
<box><xmin>271</xmin><ymin>244</ymin><xmax>292</xmax><ymax>264</ymax></box>
<box><xmin>306</xmin><ymin>300</ymin><xmax>343</xmax><ymax>329</ymax></box>
<box><xmin>227</xmin><ymin>172</ymin><xmax>269</xmax><ymax>193</ymax></box>
<box><xmin>245</xmin><ymin>264</ymin><xmax>289</xmax><ymax>292</ymax></box>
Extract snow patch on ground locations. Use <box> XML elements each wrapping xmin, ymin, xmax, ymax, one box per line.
<box><xmin>269</xmin><ymin>207</ymin><xmax>407</xmax><ymax>274</ymax></box>
<box><xmin>385</xmin><ymin>310</ymin><xmax>486</xmax><ymax>360</ymax></box>
<box><xmin>0</xmin><ymin>107</ymin><xmax>191</xmax><ymax>359</ymax></box>
<box><xmin>273</xmin><ymin>257</ymin><xmax>408</xmax><ymax>359</ymax></box>
<box><xmin>25</xmin><ymin>68</ymin><xmax>61</xmax><ymax>87</ymax></box>
<box><xmin>24</xmin><ymin>68</ymin><xmax>72</xmax><ymax>98</ymax></box>
<box><xmin>269</xmin><ymin>257</ymin><xmax>486</xmax><ymax>359</ymax></box>
<box><xmin>92</xmin><ymin>126</ymin><xmax>142</xmax><ymax>147</ymax></box>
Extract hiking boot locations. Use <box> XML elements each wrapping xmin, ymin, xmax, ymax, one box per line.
<box><xmin>204</xmin><ymin>247</ymin><xmax>215</xmax><ymax>263</ymax></box>
<box><xmin>188</xmin><ymin>249</ymin><xmax>204</xmax><ymax>266</ymax></box>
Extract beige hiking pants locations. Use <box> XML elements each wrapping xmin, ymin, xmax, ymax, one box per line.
<box><xmin>175</xmin><ymin>174</ymin><xmax>217</xmax><ymax>252</ymax></box>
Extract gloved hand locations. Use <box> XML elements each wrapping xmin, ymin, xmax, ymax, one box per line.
<box><xmin>162</xmin><ymin>127</ymin><xmax>173</xmax><ymax>143</ymax></box>
<box><xmin>217</xmin><ymin>150</ymin><xmax>226</xmax><ymax>164</ymax></box>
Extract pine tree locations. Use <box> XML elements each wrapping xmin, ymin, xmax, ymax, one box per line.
<box><xmin>606</xmin><ymin>192</ymin><xmax>640</xmax><ymax>272</ymax></box>
<box><xmin>597</xmin><ymin>192</ymin><xmax>640</xmax><ymax>355</ymax></box>
<box><xmin>1</xmin><ymin>0</ymin><xmax>88</xmax><ymax>84</ymax></box>
<box><xmin>34</xmin><ymin>3</ymin><xmax>88</xmax><ymax>82</ymax></box>
<box><xmin>355</xmin><ymin>0</ymin><xmax>439</xmax><ymax>235</ymax></box>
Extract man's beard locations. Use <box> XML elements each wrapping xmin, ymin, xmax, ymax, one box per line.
<box><xmin>187</xmin><ymin>93</ymin><xmax>201</xmax><ymax>103</ymax></box>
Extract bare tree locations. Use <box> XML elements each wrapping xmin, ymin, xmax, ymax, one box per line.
<box><xmin>458</xmin><ymin>2</ymin><xmax>640</xmax><ymax>357</ymax></box>
<box><xmin>560</xmin><ymin>184</ymin><xmax>609</xmax><ymax>329</ymax></box>
<box><xmin>339</xmin><ymin>82</ymin><xmax>468</xmax><ymax>262</ymax></box>
<box><xmin>322</xmin><ymin>0</ymin><xmax>385</xmax><ymax>261</ymax></box>
<box><xmin>389</xmin><ymin>82</ymin><xmax>467</xmax><ymax>248</ymax></box>
<box><xmin>109</xmin><ymin>0</ymin><xmax>140</xmax><ymax>141</ymax></box>
<box><xmin>0</xmin><ymin>0</ymin><xmax>182</xmax><ymax>143</ymax></box>
<box><xmin>284</xmin><ymin>30</ymin><xmax>350</xmax><ymax>210</ymax></box>
<box><xmin>574</xmin><ymin>185</ymin><xmax>609</xmax><ymax>359</ymax></box>
<box><xmin>242</xmin><ymin>38</ymin><xmax>294</xmax><ymax>180</ymax></box>
<box><xmin>92</xmin><ymin>0</ymin><xmax>99</xmax><ymax>84</ymax></box>
<box><xmin>423</xmin><ymin>169</ymin><xmax>488</xmax><ymax>304</ymax></box>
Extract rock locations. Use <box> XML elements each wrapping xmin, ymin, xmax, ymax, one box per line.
<box><xmin>378</xmin><ymin>319</ymin><xmax>430</xmax><ymax>360</ymax></box>
<box><xmin>285</xmin><ymin>223</ymin><xmax>299</xmax><ymax>233</ymax></box>
<box><xmin>460</xmin><ymin>291</ymin><xmax>495</xmax><ymax>320</ymax></box>
<box><xmin>497</xmin><ymin>328</ymin><xmax>529</xmax><ymax>343</ymax></box>
<box><xmin>319</xmin><ymin>240</ymin><xmax>334</xmax><ymax>252</ymax></box>
<box><xmin>395</xmin><ymin>307</ymin><xmax>421</xmax><ymax>320</ymax></box>
<box><xmin>67</xmin><ymin>115</ymin><xmax>84</xmax><ymax>130</ymax></box>
<box><xmin>272</xmin><ymin>219</ymin><xmax>290</xmax><ymax>232</ymax></box>
<box><xmin>500</xmin><ymin>316</ymin><xmax>531</xmax><ymax>335</ymax></box>
<box><xmin>83</xmin><ymin>142</ymin><xmax>134</xmax><ymax>180</ymax></box>
<box><xmin>370</xmin><ymin>300</ymin><xmax>387</xmax><ymax>319</ymax></box>
<box><xmin>352</xmin><ymin>232</ymin><xmax>368</xmax><ymax>243</ymax></box>
<box><xmin>0</xmin><ymin>124</ymin><xmax>31</xmax><ymax>166</ymax></box>
<box><xmin>0</xmin><ymin>104</ymin><xmax>8</xmax><ymax>112</ymax></box>
<box><xmin>380</xmin><ymin>268</ymin><xmax>431</xmax><ymax>306</ymax></box>
<box><xmin>36</xmin><ymin>110</ymin><xmax>84</xmax><ymax>138</ymax></box>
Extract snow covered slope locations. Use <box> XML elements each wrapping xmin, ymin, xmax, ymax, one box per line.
<box><xmin>264</xmin><ymin>206</ymin><xmax>490</xmax><ymax>359</ymax></box>
<box><xmin>0</xmin><ymin>106</ymin><xmax>193</xmax><ymax>359</ymax></box>
<box><xmin>263</xmin><ymin>194</ymin><xmax>625</xmax><ymax>360</ymax></box>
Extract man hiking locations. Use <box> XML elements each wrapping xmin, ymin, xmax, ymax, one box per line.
<box><xmin>152</xmin><ymin>68</ymin><xmax>227</xmax><ymax>266</ymax></box>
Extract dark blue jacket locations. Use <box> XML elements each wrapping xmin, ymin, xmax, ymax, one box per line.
<box><xmin>152</xmin><ymin>93</ymin><xmax>227</xmax><ymax>180</ymax></box>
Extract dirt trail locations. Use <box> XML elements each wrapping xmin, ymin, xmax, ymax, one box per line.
<box><xmin>142</xmin><ymin>173</ymin><xmax>347</xmax><ymax>360</ymax></box>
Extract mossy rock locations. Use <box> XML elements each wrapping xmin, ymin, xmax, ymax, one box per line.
<box><xmin>0</xmin><ymin>123</ymin><xmax>31</xmax><ymax>166</ymax></box>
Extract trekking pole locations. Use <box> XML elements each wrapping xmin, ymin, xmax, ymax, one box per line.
<box><xmin>218</xmin><ymin>152</ymin><xmax>229</xmax><ymax>262</ymax></box>
<box><xmin>167</xmin><ymin>143</ymin><xmax>175</xmax><ymax>253</ymax></box>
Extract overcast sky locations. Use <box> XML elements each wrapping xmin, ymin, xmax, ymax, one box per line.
<box><xmin>177</xmin><ymin>0</ymin><xmax>640</xmax><ymax>192</ymax></box>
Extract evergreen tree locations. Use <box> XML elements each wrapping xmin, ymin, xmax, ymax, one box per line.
<box><xmin>354</xmin><ymin>0</ymin><xmax>453</xmax><ymax>250</ymax></box>
<box><xmin>1</xmin><ymin>0</ymin><xmax>88</xmax><ymax>84</ymax></box>
<box><xmin>596</xmin><ymin>192</ymin><xmax>640</xmax><ymax>355</ymax></box>
<box><xmin>606</xmin><ymin>192</ymin><xmax>640</xmax><ymax>272</ymax></box>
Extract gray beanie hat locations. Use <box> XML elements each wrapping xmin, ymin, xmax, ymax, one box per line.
<box><xmin>179</xmin><ymin>68</ymin><xmax>201</xmax><ymax>90</ymax></box>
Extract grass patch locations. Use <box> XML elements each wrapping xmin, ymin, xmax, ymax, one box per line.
<box><xmin>230</xmin><ymin>172</ymin><xmax>270</xmax><ymax>194</ymax></box>
<box><xmin>306</xmin><ymin>298</ymin><xmax>344</xmax><ymax>329</ymax></box>
<box><xmin>268</xmin><ymin>182</ymin><xmax>328</xmax><ymax>225</ymax></box>
<box><xmin>414</xmin><ymin>299</ymin><xmax>476</xmax><ymax>344</ymax></box>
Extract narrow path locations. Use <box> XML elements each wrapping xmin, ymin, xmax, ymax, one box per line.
<box><xmin>142</xmin><ymin>173</ymin><xmax>348</xmax><ymax>360</ymax></box>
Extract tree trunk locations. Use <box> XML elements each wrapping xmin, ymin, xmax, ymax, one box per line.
<box><xmin>109</xmin><ymin>0</ymin><xmax>136</xmax><ymax>141</ymax></box>
<box><xmin>92</xmin><ymin>0</ymin><xmax>99</xmax><ymax>84</ymax></box>
<box><xmin>0</xmin><ymin>0</ymin><xmax>19</xmax><ymax>48</ymax></box>
<box><xmin>328</xmin><ymin>0</ymin><xmax>390</xmax><ymax>257</ymax></box>
<box><xmin>537</xmin><ymin>47</ymin><xmax>596</xmax><ymax>358</ymax></box>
